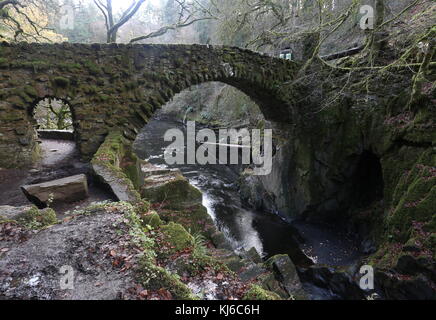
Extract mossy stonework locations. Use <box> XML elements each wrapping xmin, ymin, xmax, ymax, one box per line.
<box><xmin>91</xmin><ymin>131</ymin><xmax>143</xmax><ymax>203</ymax></box>
<box><xmin>0</xmin><ymin>42</ymin><xmax>299</xmax><ymax>168</ymax></box>
<box><xmin>0</xmin><ymin>38</ymin><xmax>434</xmax><ymax>298</ymax></box>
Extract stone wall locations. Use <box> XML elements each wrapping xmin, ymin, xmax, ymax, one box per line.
<box><xmin>0</xmin><ymin>42</ymin><xmax>299</xmax><ymax>168</ymax></box>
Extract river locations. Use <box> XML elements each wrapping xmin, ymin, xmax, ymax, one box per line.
<box><xmin>133</xmin><ymin>112</ymin><xmax>365</xmax><ymax>299</ymax></box>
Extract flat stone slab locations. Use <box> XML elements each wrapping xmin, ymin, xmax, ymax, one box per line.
<box><xmin>37</xmin><ymin>130</ymin><xmax>74</xmax><ymax>141</ymax></box>
<box><xmin>21</xmin><ymin>174</ymin><xmax>88</xmax><ymax>207</ymax></box>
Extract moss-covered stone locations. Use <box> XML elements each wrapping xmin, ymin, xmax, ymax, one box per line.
<box><xmin>138</xmin><ymin>260</ymin><xmax>197</xmax><ymax>300</ymax></box>
<box><xmin>142</xmin><ymin>212</ymin><xmax>163</xmax><ymax>229</ymax></box>
<box><xmin>141</xmin><ymin>173</ymin><xmax>202</xmax><ymax>209</ymax></box>
<box><xmin>160</xmin><ymin>222</ymin><xmax>193</xmax><ymax>254</ymax></box>
<box><xmin>159</xmin><ymin>204</ymin><xmax>215</xmax><ymax>239</ymax></box>
<box><xmin>17</xmin><ymin>206</ymin><xmax>58</xmax><ymax>229</ymax></box>
<box><xmin>243</xmin><ymin>284</ymin><xmax>281</xmax><ymax>300</ymax></box>
<box><xmin>387</xmin><ymin>149</ymin><xmax>435</xmax><ymax>241</ymax></box>
<box><xmin>91</xmin><ymin>131</ymin><xmax>142</xmax><ymax>203</ymax></box>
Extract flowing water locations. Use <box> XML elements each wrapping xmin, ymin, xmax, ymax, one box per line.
<box><xmin>133</xmin><ymin>113</ymin><xmax>365</xmax><ymax>299</ymax></box>
<box><xmin>134</xmin><ymin>114</ymin><xmax>311</xmax><ymax>265</ymax></box>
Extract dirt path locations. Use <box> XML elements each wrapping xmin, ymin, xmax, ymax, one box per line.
<box><xmin>0</xmin><ymin>139</ymin><xmax>115</xmax><ymax>216</ymax></box>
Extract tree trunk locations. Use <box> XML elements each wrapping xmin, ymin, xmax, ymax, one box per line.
<box><xmin>369</xmin><ymin>0</ymin><xmax>385</xmax><ymax>64</ymax></box>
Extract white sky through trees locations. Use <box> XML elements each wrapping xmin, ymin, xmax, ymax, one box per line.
<box><xmin>73</xmin><ymin>0</ymin><xmax>164</xmax><ymax>12</ymax></box>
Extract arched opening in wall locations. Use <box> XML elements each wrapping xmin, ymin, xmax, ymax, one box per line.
<box><xmin>14</xmin><ymin>97</ymin><xmax>118</xmax><ymax>213</ymax></box>
<box><xmin>350</xmin><ymin>150</ymin><xmax>384</xmax><ymax>209</ymax></box>
<box><xmin>32</xmin><ymin>97</ymin><xmax>77</xmax><ymax>167</ymax></box>
<box><xmin>34</xmin><ymin>98</ymin><xmax>74</xmax><ymax>131</ymax></box>
<box><xmin>133</xmin><ymin>82</ymin><xmax>291</xmax><ymax>262</ymax></box>
<box><xmin>162</xmin><ymin>82</ymin><xmax>265</xmax><ymax>129</ymax></box>
<box><xmin>135</xmin><ymin>82</ymin><xmax>279</xmax><ymax>175</ymax></box>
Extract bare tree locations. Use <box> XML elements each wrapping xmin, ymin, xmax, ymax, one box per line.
<box><xmin>0</xmin><ymin>0</ymin><xmax>61</xmax><ymax>42</ymax></box>
<box><xmin>93</xmin><ymin>0</ymin><xmax>146</xmax><ymax>43</ymax></box>
<box><xmin>129</xmin><ymin>0</ymin><xmax>216</xmax><ymax>43</ymax></box>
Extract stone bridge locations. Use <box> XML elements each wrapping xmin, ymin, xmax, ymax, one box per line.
<box><xmin>0</xmin><ymin>42</ymin><xmax>300</xmax><ymax>168</ymax></box>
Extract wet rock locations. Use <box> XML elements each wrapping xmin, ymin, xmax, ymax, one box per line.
<box><xmin>258</xmin><ymin>273</ymin><xmax>289</xmax><ymax>299</ymax></box>
<box><xmin>21</xmin><ymin>174</ymin><xmax>89</xmax><ymax>207</ymax></box>
<box><xmin>141</xmin><ymin>162</ymin><xmax>172</xmax><ymax>177</ymax></box>
<box><xmin>211</xmin><ymin>231</ymin><xmax>233</xmax><ymax>250</ymax></box>
<box><xmin>239</xmin><ymin>264</ymin><xmax>267</xmax><ymax>282</ymax></box>
<box><xmin>267</xmin><ymin>254</ymin><xmax>306</xmax><ymax>298</ymax></box>
<box><xmin>376</xmin><ymin>270</ymin><xmax>436</xmax><ymax>300</ymax></box>
<box><xmin>210</xmin><ymin>249</ymin><xmax>245</xmax><ymax>273</ymax></box>
<box><xmin>141</xmin><ymin>171</ymin><xmax>202</xmax><ymax>209</ymax></box>
<box><xmin>244</xmin><ymin>247</ymin><xmax>263</xmax><ymax>264</ymax></box>
<box><xmin>299</xmin><ymin>264</ymin><xmax>367</xmax><ymax>300</ymax></box>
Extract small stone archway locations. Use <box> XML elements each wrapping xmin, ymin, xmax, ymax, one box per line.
<box><xmin>32</xmin><ymin>97</ymin><xmax>75</xmax><ymax>132</ymax></box>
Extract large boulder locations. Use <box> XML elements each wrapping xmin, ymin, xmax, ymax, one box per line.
<box><xmin>267</xmin><ymin>254</ymin><xmax>306</xmax><ymax>298</ymax></box>
<box><xmin>299</xmin><ymin>264</ymin><xmax>367</xmax><ymax>300</ymax></box>
<box><xmin>21</xmin><ymin>174</ymin><xmax>88</xmax><ymax>207</ymax></box>
<box><xmin>141</xmin><ymin>170</ymin><xmax>202</xmax><ymax>209</ymax></box>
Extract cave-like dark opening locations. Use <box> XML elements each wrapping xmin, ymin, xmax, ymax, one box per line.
<box><xmin>350</xmin><ymin>150</ymin><xmax>384</xmax><ymax>208</ymax></box>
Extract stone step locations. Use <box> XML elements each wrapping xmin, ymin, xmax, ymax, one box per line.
<box><xmin>21</xmin><ymin>174</ymin><xmax>89</xmax><ymax>207</ymax></box>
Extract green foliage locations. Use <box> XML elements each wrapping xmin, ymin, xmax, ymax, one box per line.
<box><xmin>18</xmin><ymin>206</ymin><xmax>58</xmax><ymax>230</ymax></box>
<box><xmin>160</xmin><ymin>222</ymin><xmax>194</xmax><ymax>254</ymax></box>
<box><xmin>138</xmin><ymin>259</ymin><xmax>197</xmax><ymax>300</ymax></box>
<box><xmin>192</xmin><ymin>232</ymin><xmax>208</xmax><ymax>258</ymax></box>
<box><xmin>243</xmin><ymin>284</ymin><xmax>281</xmax><ymax>300</ymax></box>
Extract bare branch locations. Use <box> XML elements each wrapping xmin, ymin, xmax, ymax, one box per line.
<box><xmin>129</xmin><ymin>16</ymin><xmax>216</xmax><ymax>43</ymax></box>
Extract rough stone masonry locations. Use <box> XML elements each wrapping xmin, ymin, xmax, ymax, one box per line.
<box><xmin>0</xmin><ymin>42</ymin><xmax>300</xmax><ymax>168</ymax></box>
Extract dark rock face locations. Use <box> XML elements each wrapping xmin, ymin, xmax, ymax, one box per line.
<box><xmin>21</xmin><ymin>174</ymin><xmax>89</xmax><ymax>208</ymax></box>
<box><xmin>0</xmin><ymin>42</ymin><xmax>300</xmax><ymax>168</ymax></box>
<box><xmin>376</xmin><ymin>270</ymin><xmax>436</xmax><ymax>300</ymax></box>
<box><xmin>299</xmin><ymin>265</ymin><xmax>368</xmax><ymax>300</ymax></box>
